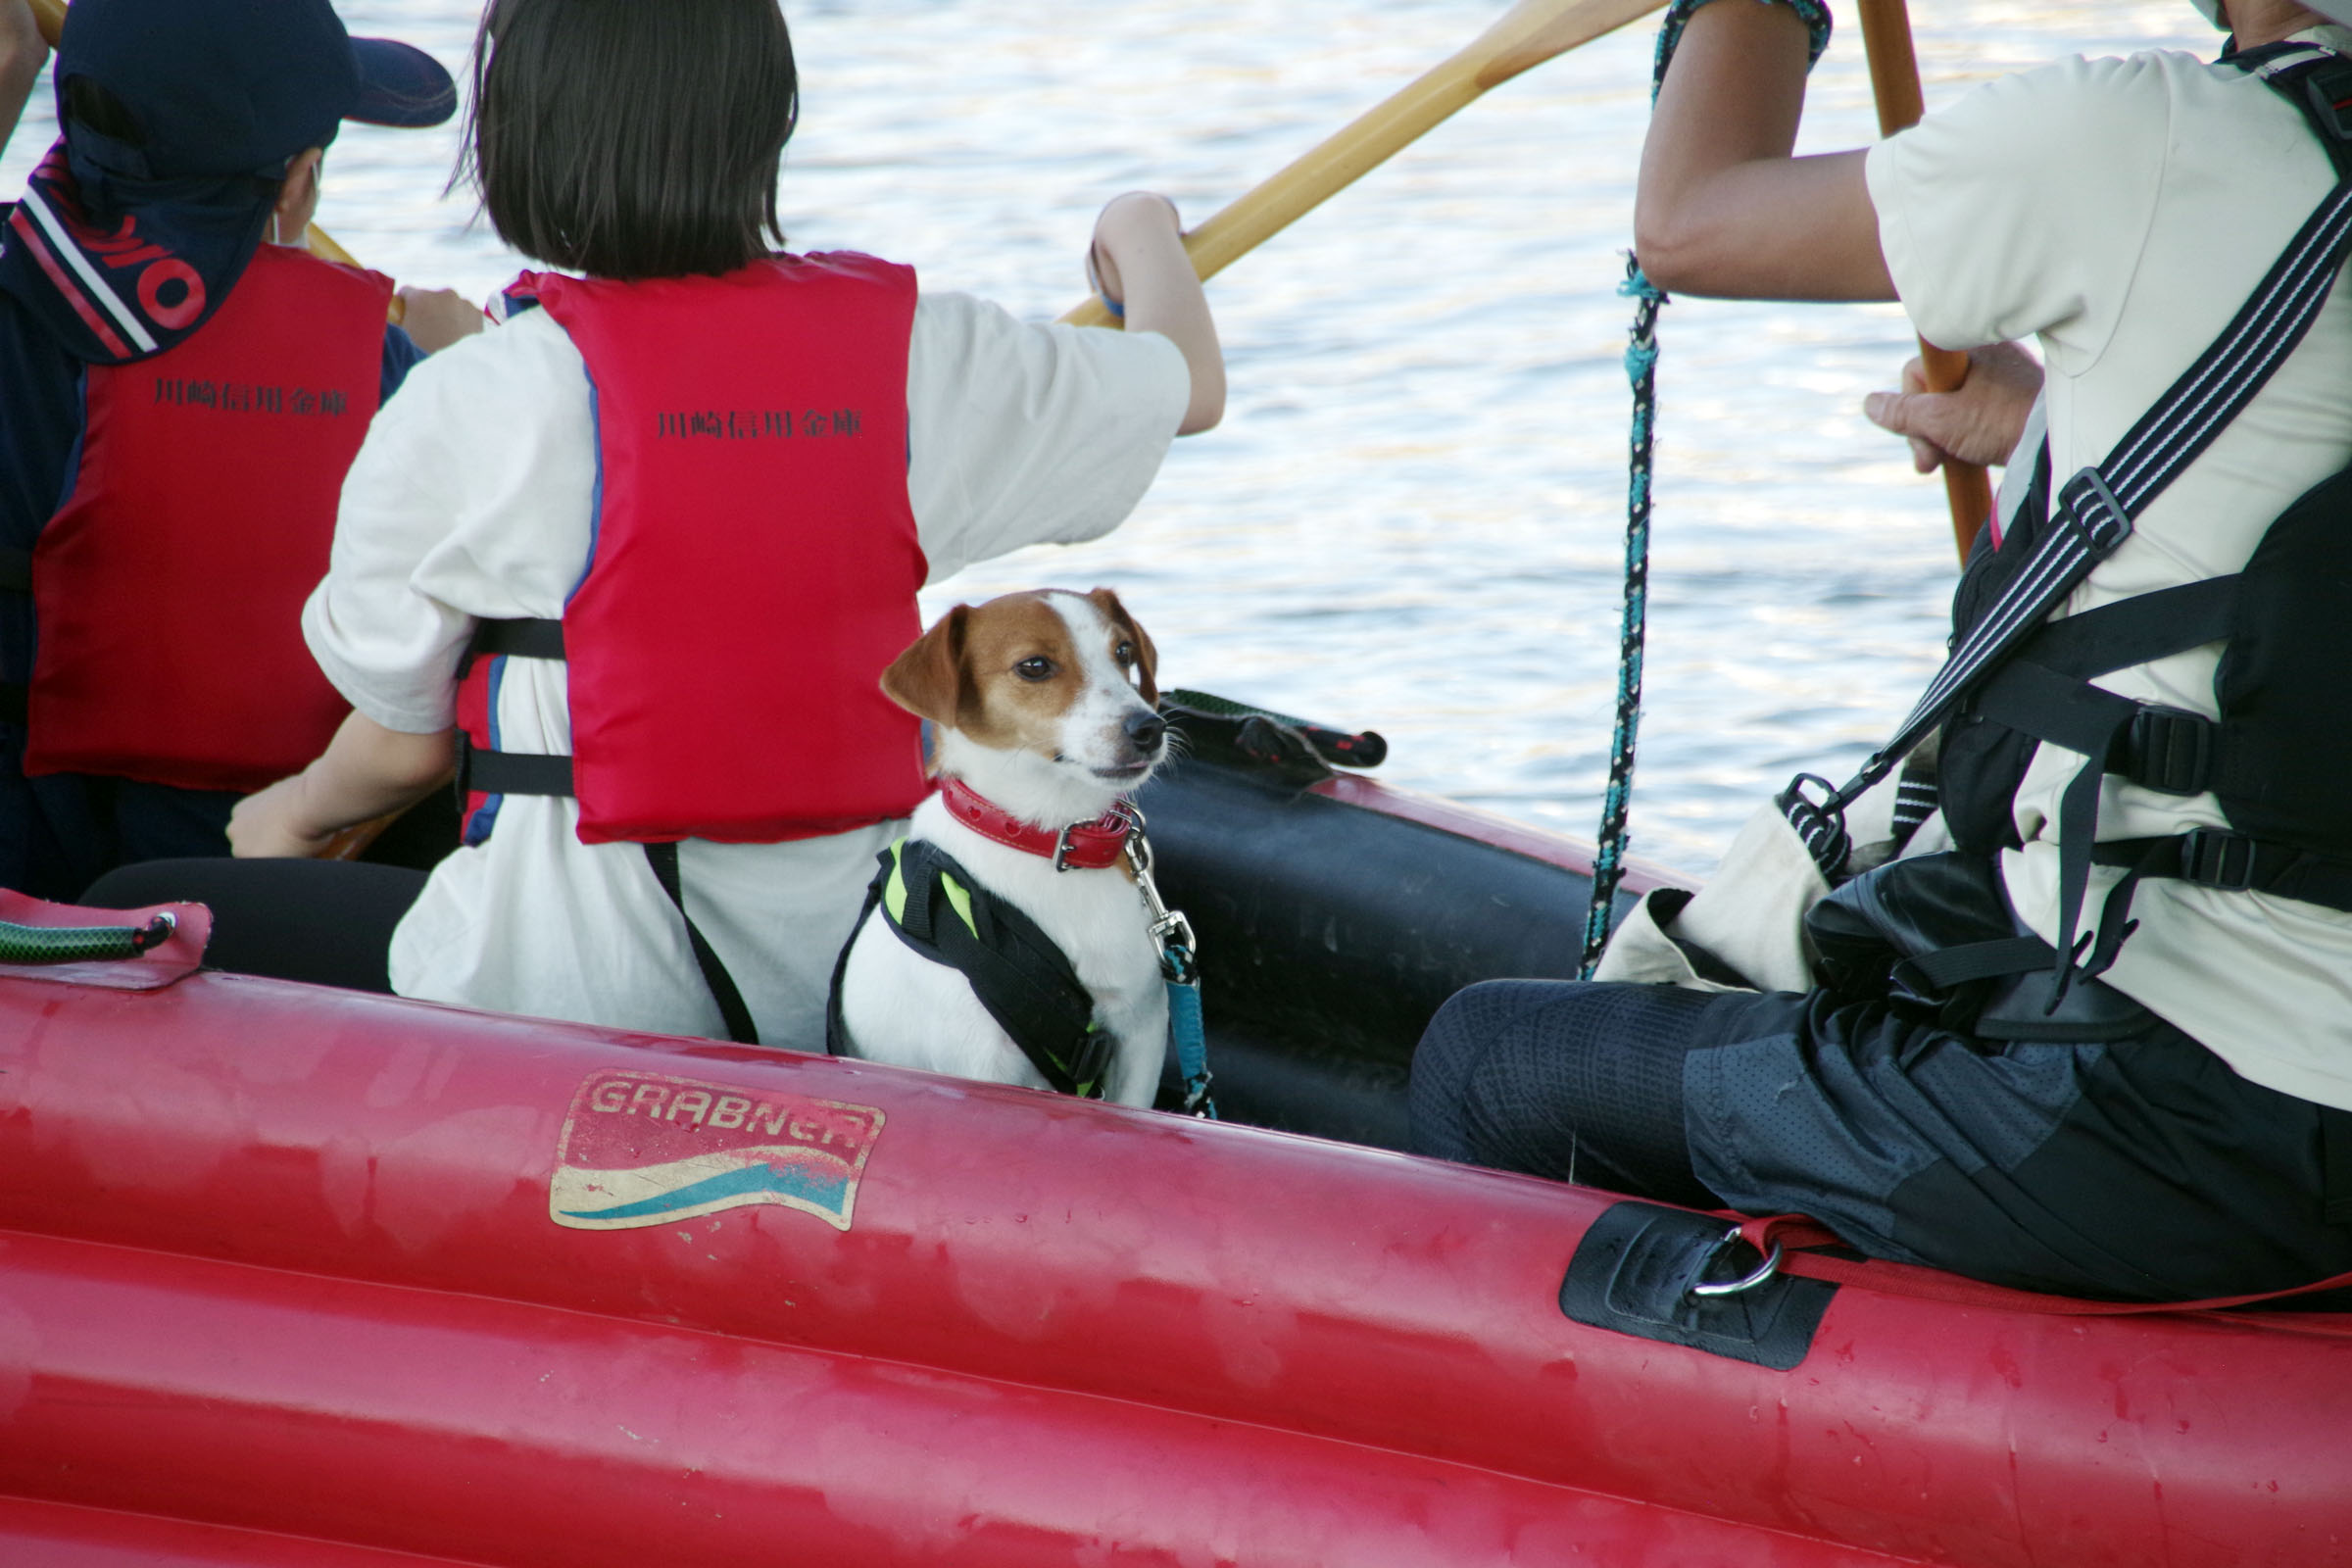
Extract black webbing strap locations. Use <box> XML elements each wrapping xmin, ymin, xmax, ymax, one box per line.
<box><xmin>823</xmin><ymin>869</ymin><xmax>883</xmax><ymax>1058</ymax></box>
<box><xmin>1888</xmin><ymin>934</ymin><xmax>2056</xmax><ymax>997</ymax></box>
<box><xmin>2089</xmin><ymin>830</ymin><xmax>2352</xmax><ymax>914</ymax></box>
<box><xmin>642</xmin><ymin>840</ymin><xmax>760</xmax><ymax>1046</ymax></box>
<box><xmin>459</xmin><ymin>616</ymin><xmax>564</xmax><ymax>677</ymax></box>
<box><xmin>2011</xmin><ymin>576</ymin><xmax>2239</xmax><ymax>682</ymax></box>
<box><xmin>860</xmin><ymin>839</ymin><xmax>1110</xmax><ymax>1098</ymax></box>
<box><xmin>1885</xmin><ymin>750</ymin><xmax>1941</xmax><ymax>857</ymax></box>
<box><xmin>454</xmin><ymin>734</ymin><xmax>575</xmax><ymax>798</ymax></box>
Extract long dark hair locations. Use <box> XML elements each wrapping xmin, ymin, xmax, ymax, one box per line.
<box><xmin>461</xmin><ymin>0</ymin><xmax>798</xmax><ymax>281</ymax></box>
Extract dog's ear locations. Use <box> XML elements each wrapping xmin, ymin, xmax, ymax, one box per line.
<box><xmin>1087</xmin><ymin>587</ymin><xmax>1158</xmax><ymax>706</ymax></box>
<box><xmin>881</xmin><ymin>605</ymin><xmax>972</xmax><ymax>724</ymax></box>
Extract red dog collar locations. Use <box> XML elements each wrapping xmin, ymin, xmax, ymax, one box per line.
<box><xmin>940</xmin><ymin>777</ymin><xmax>1132</xmax><ymax>871</ymax></box>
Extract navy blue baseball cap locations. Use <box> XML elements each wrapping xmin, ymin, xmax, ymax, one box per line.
<box><xmin>57</xmin><ymin>0</ymin><xmax>458</xmax><ymax>180</ymax></box>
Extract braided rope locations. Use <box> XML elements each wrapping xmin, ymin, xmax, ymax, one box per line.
<box><xmin>1579</xmin><ymin>259</ymin><xmax>1669</xmax><ymax>978</ymax></box>
<box><xmin>1574</xmin><ymin>0</ymin><xmax>1827</xmax><ymax>972</ymax></box>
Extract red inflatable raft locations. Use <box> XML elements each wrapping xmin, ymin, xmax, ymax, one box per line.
<box><xmin>1</xmin><ymin>738</ymin><xmax>2347</xmax><ymax>1567</ymax></box>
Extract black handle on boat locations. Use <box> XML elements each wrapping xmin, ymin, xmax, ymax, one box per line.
<box><xmin>1164</xmin><ymin>689</ymin><xmax>1388</xmax><ymax>768</ymax></box>
<box><xmin>0</xmin><ymin>912</ymin><xmax>175</xmax><ymax>965</ymax></box>
<box><xmin>1290</xmin><ymin>720</ymin><xmax>1387</xmax><ymax>768</ymax></box>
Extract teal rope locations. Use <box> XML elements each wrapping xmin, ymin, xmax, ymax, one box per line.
<box><xmin>1576</xmin><ymin>0</ymin><xmax>1829</xmax><ymax>975</ymax></box>
<box><xmin>1652</xmin><ymin>0</ymin><xmax>1833</xmax><ymax>102</ymax></box>
<box><xmin>1580</xmin><ymin>261</ymin><xmax>1669</xmax><ymax>979</ymax></box>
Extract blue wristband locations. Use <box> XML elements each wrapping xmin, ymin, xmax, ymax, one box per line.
<box><xmin>1086</xmin><ymin>245</ymin><xmax>1126</xmax><ymax>320</ymax></box>
<box><xmin>1652</xmin><ymin>0</ymin><xmax>1833</xmax><ymax>103</ymax></box>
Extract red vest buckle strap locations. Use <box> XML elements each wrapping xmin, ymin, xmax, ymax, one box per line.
<box><xmin>940</xmin><ymin>777</ymin><xmax>1132</xmax><ymax>871</ymax></box>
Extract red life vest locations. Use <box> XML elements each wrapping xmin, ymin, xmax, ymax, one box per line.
<box><xmin>461</xmin><ymin>254</ymin><xmax>929</xmax><ymax>846</ymax></box>
<box><xmin>24</xmin><ymin>243</ymin><xmax>390</xmax><ymax>791</ymax></box>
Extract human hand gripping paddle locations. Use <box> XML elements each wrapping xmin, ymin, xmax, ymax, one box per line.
<box><xmin>1061</xmin><ymin>0</ymin><xmax>1669</xmax><ymax>326</ymax></box>
<box><xmin>1852</xmin><ymin>0</ymin><xmax>1993</xmax><ymax>560</ymax></box>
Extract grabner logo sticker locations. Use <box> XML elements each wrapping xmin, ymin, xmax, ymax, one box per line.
<box><xmin>551</xmin><ymin>1069</ymin><xmax>884</xmax><ymax>1232</ymax></box>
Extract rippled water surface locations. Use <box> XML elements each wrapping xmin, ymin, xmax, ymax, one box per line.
<box><xmin>2</xmin><ymin>1</ymin><xmax>2215</xmax><ymax>871</ymax></box>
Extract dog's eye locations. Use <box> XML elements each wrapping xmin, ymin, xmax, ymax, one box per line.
<box><xmin>1114</xmin><ymin>642</ymin><xmax>1136</xmax><ymax>666</ymax></box>
<box><xmin>1014</xmin><ymin>657</ymin><xmax>1056</xmax><ymax>682</ymax></box>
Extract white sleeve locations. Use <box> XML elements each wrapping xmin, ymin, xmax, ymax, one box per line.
<box><xmin>303</xmin><ymin>312</ymin><xmax>601</xmax><ymax>732</ymax></box>
<box><xmin>905</xmin><ymin>291</ymin><xmax>1192</xmax><ymax>583</ymax></box>
<box><xmin>1865</xmin><ymin>54</ymin><xmax>2172</xmax><ymax>372</ymax></box>
<box><xmin>302</xmin><ymin>357</ymin><xmax>475</xmax><ymax>733</ymax></box>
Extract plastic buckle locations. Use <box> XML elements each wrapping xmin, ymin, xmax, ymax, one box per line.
<box><xmin>2180</xmin><ymin>827</ymin><xmax>2259</xmax><ymax>892</ymax></box>
<box><xmin>2057</xmin><ymin>466</ymin><xmax>2132</xmax><ymax>555</ymax></box>
<box><xmin>2306</xmin><ymin>62</ymin><xmax>2352</xmax><ymax>145</ymax></box>
<box><xmin>2120</xmin><ymin>705</ymin><xmax>2215</xmax><ymax>796</ymax></box>
<box><xmin>1775</xmin><ymin>771</ymin><xmax>1853</xmax><ymax>882</ymax></box>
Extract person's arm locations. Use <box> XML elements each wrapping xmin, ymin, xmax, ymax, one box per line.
<box><xmin>1634</xmin><ymin>0</ymin><xmax>1890</xmax><ymax>303</ymax></box>
<box><xmin>1087</xmin><ymin>193</ymin><xmax>1225</xmax><ymax>434</ymax></box>
<box><xmin>228</xmin><ymin>711</ymin><xmax>455</xmax><ymax>858</ymax></box>
<box><xmin>0</xmin><ymin>0</ymin><xmax>48</xmax><ymax>167</ymax></box>
<box><xmin>397</xmin><ymin>287</ymin><xmax>489</xmax><ymax>355</ymax></box>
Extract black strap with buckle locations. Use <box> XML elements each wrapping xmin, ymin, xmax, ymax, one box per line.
<box><xmin>2089</xmin><ymin>829</ymin><xmax>2352</xmax><ymax>912</ymax></box>
<box><xmin>2116</xmin><ymin>706</ymin><xmax>2214</xmax><ymax>796</ymax></box>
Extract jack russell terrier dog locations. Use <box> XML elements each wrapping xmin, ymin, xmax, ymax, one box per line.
<box><xmin>828</xmin><ymin>588</ymin><xmax>1175</xmax><ymax>1106</ymax></box>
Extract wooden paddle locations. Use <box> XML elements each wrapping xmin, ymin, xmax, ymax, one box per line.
<box><xmin>1061</xmin><ymin>0</ymin><xmax>1668</xmax><ymax>325</ymax></box>
<box><xmin>25</xmin><ymin>0</ymin><xmax>404</xmax><ymax>321</ymax></box>
<box><xmin>1853</xmin><ymin>0</ymin><xmax>1991</xmax><ymax>561</ymax></box>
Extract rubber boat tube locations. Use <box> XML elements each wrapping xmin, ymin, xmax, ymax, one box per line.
<box><xmin>0</xmin><ymin>763</ymin><xmax>2346</xmax><ymax>1565</ymax></box>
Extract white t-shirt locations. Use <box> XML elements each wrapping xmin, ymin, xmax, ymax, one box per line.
<box><xmin>305</xmin><ymin>289</ymin><xmax>1191</xmax><ymax>1049</ymax></box>
<box><xmin>1866</xmin><ymin>30</ymin><xmax>2352</xmax><ymax>1109</ymax></box>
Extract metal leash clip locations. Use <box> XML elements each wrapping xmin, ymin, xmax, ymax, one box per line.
<box><xmin>1116</xmin><ymin>804</ymin><xmax>1198</xmax><ymax>978</ymax></box>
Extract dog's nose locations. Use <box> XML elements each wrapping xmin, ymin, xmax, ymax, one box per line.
<box><xmin>1123</xmin><ymin>710</ymin><xmax>1167</xmax><ymax>754</ymax></box>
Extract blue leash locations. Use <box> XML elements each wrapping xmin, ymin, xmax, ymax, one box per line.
<box><xmin>1162</xmin><ymin>945</ymin><xmax>1214</xmax><ymax>1117</ymax></box>
<box><xmin>1121</xmin><ymin>808</ymin><xmax>1215</xmax><ymax>1117</ymax></box>
<box><xmin>1579</xmin><ymin>258</ymin><xmax>1669</xmax><ymax>979</ymax></box>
